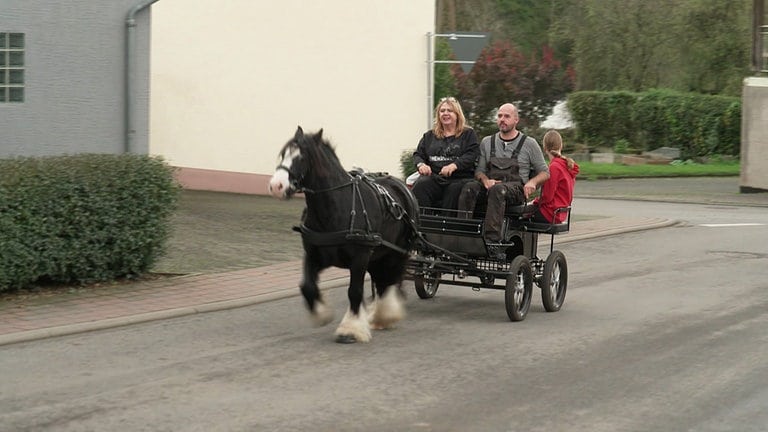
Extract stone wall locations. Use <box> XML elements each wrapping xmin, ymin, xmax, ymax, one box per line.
<box><xmin>740</xmin><ymin>77</ymin><xmax>768</xmax><ymax>193</ymax></box>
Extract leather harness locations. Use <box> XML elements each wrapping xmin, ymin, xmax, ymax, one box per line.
<box><xmin>276</xmin><ymin>167</ymin><xmax>417</xmax><ymax>255</ymax></box>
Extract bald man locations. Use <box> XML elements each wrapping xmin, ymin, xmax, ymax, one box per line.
<box><xmin>458</xmin><ymin>103</ymin><xmax>550</xmax><ymax>245</ymax></box>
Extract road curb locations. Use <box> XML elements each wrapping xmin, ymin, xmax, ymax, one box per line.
<box><xmin>575</xmin><ymin>195</ymin><xmax>768</xmax><ymax>208</ymax></box>
<box><xmin>0</xmin><ymin>277</ymin><xmax>350</xmax><ymax>346</ymax></box>
<box><xmin>556</xmin><ymin>218</ymin><xmax>679</xmax><ymax>244</ymax></box>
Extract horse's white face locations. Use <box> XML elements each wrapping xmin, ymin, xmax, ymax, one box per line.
<box><xmin>268</xmin><ymin>143</ymin><xmax>302</xmax><ymax>200</ymax></box>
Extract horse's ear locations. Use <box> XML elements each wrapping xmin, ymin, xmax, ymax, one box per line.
<box><xmin>294</xmin><ymin>126</ymin><xmax>304</xmax><ymax>141</ymax></box>
<box><xmin>316</xmin><ymin>128</ymin><xmax>323</xmax><ymax>141</ymax></box>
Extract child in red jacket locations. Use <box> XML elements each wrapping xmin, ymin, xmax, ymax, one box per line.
<box><xmin>532</xmin><ymin>130</ymin><xmax>579</xmax><ymax>223</ymax></box>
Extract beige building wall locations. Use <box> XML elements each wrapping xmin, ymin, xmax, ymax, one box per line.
<box><xmin>740</xmin><ymin>77</ymin><xmax>768</xmax><ymax>193</ymax></box>
<box><xmin>150</xmin><ymin>0</ymin><xmax>435</xmax><ymax>194</ymax></box>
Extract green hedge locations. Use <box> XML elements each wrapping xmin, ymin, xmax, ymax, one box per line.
<box><xmin>0</xmin><ymin>154</ymin><xmax>181</xmax><ymax>291</ymax></box>
<box><xmin>400</xmin><ymin>149</ymin><xmax>417</xmax><ymax>181</ymax></box>
<box><xmin>568</xmin><ymin>89</ymin><xmax>741</xmax><ymax>158</ymax></box>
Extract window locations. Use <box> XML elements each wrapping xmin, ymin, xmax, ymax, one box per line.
<box><xmin>0</xmin><ymin>32</ymin><xmax>24</xmax><ymax>103</ymax></box>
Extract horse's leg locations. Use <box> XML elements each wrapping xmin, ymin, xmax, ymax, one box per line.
<box><xmin>369</xmin><ymin>279</ymin><xmax>377</xmax><ymax>302</ymax></box>
<box><xmin>335</xmin><ymin>255</ymin><xmax>371</xmax><ymax>344</ymax></box>
<box><xmin>368</xmin><ymin>260</ymin><xmax>407</xmax><ymax>330</ymax></box>
<box><xmin>300</xmin><ymin>257</ymin><xmax>333</xmax><ymax>327</ymax></box>
<box><xmin>369</xmin><ymin>279</ymin><xmax>406</xmax><ymax>330</ymax></box>
<box><xmin>365</xmin><ymin>277</ymin><xmax>378</xmax><ymax>325</ymax></box>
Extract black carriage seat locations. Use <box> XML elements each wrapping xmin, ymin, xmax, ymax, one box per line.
<box><xmin>517</xmin><ymin>205</ymin><xmax>572</xmax><ymax>234</ymax></box>
<box><xmin>504</xmin><ymin>203</ymin><xmax>538</xmax><ymax>219</ymax></box>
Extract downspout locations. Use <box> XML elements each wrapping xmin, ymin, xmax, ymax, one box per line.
<box><xmin>125</xmin><ymin>0</ymin><xmax>162</xmax><ymax>154</ymax></box>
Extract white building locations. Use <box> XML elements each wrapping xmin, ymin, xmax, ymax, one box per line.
<box><xmin>151</xmin><ymin>0</ymin><xmax>435</xmax><ymax>194</ymax></box>
<box><xmin>1</xmin><ymin>1</ymin><xmax>435</xmax><ymax>195</ymax></box>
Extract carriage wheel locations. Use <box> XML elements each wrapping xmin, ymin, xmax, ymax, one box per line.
<box><xmin>541</xmin><ymin>250</ymin><xmax>568</xmax><ymax>312</ymax></box>
<box><xmin>505</xmin><ymin>256</ymin><xmax>533</xmax><ymax>322</ymax></box>
<box><xmin>414</xmin><ymin>273</ymin><xmax>440</xmax><ymax>299</ymax></box>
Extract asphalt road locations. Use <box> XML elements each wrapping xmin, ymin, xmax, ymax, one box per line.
<box><xmin>1</xmin><ymin>197</ymin><xmax>766</xmax><ymax>431</ymax></box>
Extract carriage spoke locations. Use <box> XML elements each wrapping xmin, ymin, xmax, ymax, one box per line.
<box><xmin>548</xmin><ymin>264</ymin><xmax>561</xmax><ymax>303</ymax></box>
<box><xmin>515</xmin><ymin>273</ymin><xmax>526</xmax><ymax>305</ymax></box>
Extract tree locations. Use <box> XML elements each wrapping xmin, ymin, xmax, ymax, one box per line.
<box><xmin>434</xmin><ymin>38</ymin><xmax>458</xmax><ymax>101</ymax></box>
<box><xmin>551</xmin><ymin>0</ymin><xmax>750</xmax><ymax>96</ymax></box>
<box><xmin>437</xmin><ymin>0</ymin><xmax>751</xmax><ymax>98</ymax></box>
<box><xmin>678</xmin><ymin>0</ymin><xmax>751</xmax><ymax>95</ymax></box>
<box><xmin>552</xmin><ymin>0</ymin><xmax>679</xmax><ymax>91</ymax></box>
<box><xmin>454</xmin><ymin>40</ymin><xmax>575</xmax><ymax>135</ymax></box>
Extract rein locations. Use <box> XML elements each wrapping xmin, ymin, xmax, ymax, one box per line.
<box><xmin>275</xmin><ymin>164</ymin><xmax>355</xmax><ymax>195</ymax></box>
<box><xmin>302</xmin><ymin>179</ymin><xmax>354</xmax><ymax>195</ymax></box>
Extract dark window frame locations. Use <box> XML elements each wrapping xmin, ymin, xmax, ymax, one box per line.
<box><xmin>0</xmin><ymin>32</ymin><xmax>24</xmax><ymax>103</ymax></box>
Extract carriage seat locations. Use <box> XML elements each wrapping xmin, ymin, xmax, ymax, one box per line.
<box><xmin>516</xmin><ymin>206</ymin><xmax>572</xmax><ymax>234</ymax></box>
<box><xmin>505</xmin><ymin>203</ymin><xmax>537</xmax><ymax>218</ymax></box>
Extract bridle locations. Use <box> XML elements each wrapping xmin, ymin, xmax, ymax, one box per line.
<box><xmin>274</xmin><ymin>162</ymin><xmax>358</xmax><ymax>195</ymax></box>
<box><xmin>274</xmin><ymin>145</ymin><xmax>354</xmax><ymax>195</ymax></box>
<box><xmin>274</xmin><ymin>163</ymin><xmax>305</xmax><ymax>194</ymax></box>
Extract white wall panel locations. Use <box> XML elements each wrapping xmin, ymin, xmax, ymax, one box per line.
<box><xmin>151</xmin><ymin>0</ymin><xmax>434</xmax><ymax>184</ymax></box>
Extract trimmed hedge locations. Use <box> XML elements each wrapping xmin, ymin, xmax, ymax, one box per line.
<box><xmin>568</xmin><ymin>89</ymin><xmax>740</xmax><ymax>158</ymax></box>
<box><xmin>400</xmin><ymin>149</ymin><xmax>417</xmax><ymax>181</ymax></box>
<box><xmin>0</xmin><ymin>154</ymin><xmax>181</xmax><ymax>291</ymax></box>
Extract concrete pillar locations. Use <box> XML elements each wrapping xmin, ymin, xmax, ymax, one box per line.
<box><xmin>740</xmin><ymin>77</ymin><xmax>768</xmax><ymax>193</ymax></box>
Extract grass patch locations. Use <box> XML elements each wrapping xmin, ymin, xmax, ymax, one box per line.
<box><xmin>577</xmin><ymin>160</ymin><xmax>740</xmax><ymax>180</ymax></box>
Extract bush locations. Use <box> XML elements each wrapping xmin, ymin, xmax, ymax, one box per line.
<box><xmin>400</xmin><ymin>149</ymin><xmax>417</xmax><ymax>180</ymax></box>
<box><xmin>567</xmin><ymin>91</ymin><xmax>639</xmax><ymax>148</ymax></box>
<box><xmin>613</xmin><ymin>139</ymin><xmax>631</xmax><ymax>154</ymax></box>
<box><xmin>0</xmin><ymin>154</ymin><xmax>181</xmax><ymax>291</ymax></box>
<box><xmin>568</xmin><ymin>89</ymin><xmax>741</xmax><ymax>159</ymax></box>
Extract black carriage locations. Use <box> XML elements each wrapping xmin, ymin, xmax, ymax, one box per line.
<box><xmin>406</xmin><ymin>204</ymin><xmax>571</xmax><ymax>322</ymax></box>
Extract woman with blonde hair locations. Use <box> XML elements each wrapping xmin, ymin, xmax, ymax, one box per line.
<box><xmin>412</xmin><ymin>97</ymin><xmax>479</xmax><ymax>210</ymax></box>
<box><xmin>531</xmin><ymin>130</ymin><xmax>579</xmax><ymax>223</ymax></box>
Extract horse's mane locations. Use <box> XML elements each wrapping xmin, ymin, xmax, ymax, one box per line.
<box><xmin>299</xmin><ymin>131</ymin><xmax>345</xmax><ymax>179</ymax></box>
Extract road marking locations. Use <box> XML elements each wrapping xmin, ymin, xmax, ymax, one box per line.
<box><xmin>699</xmin><ymin>223</ymin><xmax>765</xmax><ymax>227</ymax></box>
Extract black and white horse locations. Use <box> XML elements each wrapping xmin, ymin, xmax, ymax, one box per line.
<box><xmin>268</xmin><ymin>127</ymin><xmax>419</xmax><ymax>343</ymax></box>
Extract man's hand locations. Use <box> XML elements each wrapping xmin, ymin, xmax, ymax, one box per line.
<box><xmin>523</xmin><ymin>180</ymin><xmax>537</xmax><ymax>199</ymax></box>
<box><xmin>417</xmin><ymin>163</ymin><xmax>432</xmax><ymax>176</ymax></box>
<box><xmin>524</xmin><ymin>171</ymin><xmax>550</xmax><ymax>199</ymax></box>
<box><xmin>483</xmin><ymin>177</ymin><xmax>500</xmax><ymax>189</ymax></box>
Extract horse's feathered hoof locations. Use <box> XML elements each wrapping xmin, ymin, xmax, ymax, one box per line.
<box><xmin>335</xmin><ymin>334</ymin><xmax>357</xmax><ymax>344</ymax></box>
<box><xmin>310</xmin><ymin>301</ymin><xmax>334</xmax><ymax>327</ymax></box>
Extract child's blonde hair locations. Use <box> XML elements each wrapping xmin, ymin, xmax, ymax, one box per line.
<box><xmin>542</xmin><ymin>130</ymin><xmax>575</xmax><ymax>169</ymax></box>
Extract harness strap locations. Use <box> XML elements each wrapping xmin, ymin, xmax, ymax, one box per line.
<box><xmin>490</xmin><ymin>133</ymin><xmax>527</xmax><ymax>159</ymax></box>
<box><xmin>294</xmin><ymin>225</ymin><xmax>383</xmax><ymax>247</ymax></box>
<box><xmin>378</xmin><ymin>238</ymin><xmax>409</xmax><ymax>255</ymax></box>
<box><xmin>349</xmin><ymin>176</ymin><xmax>375</xmax><ymax>234</ymax></box>
<box><xmin>294</xmin><ymin>224</ymin><xmax>388</xmax><ymax>248</ymax></box>
<box><xmin>301</xmin><ymin>173</ymin><xmax>354</xmax><ymax>195</ymax></box>
<box><xmin>360</xmin><ymin>175</ymin><xmax>407</xmax><ymax>221</ymax></box>
<box><xmin>293</xmin><ymin>225</ymin><xmax>348</xmax><ymax>246</ymax></box>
